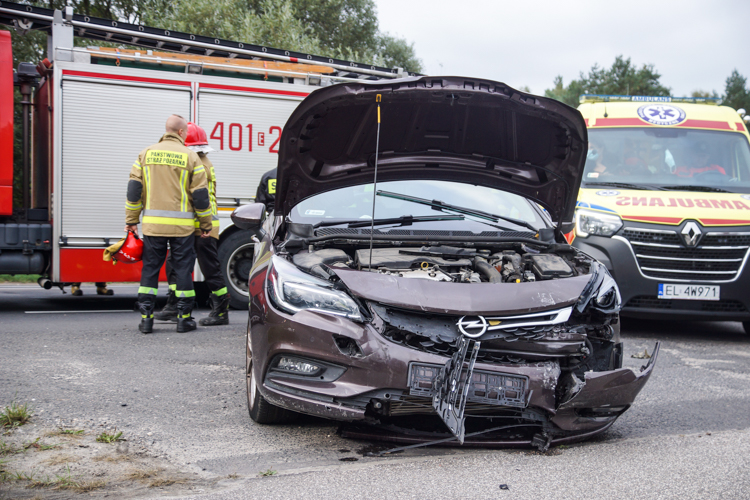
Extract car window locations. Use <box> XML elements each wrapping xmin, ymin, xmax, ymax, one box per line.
<box><xmin>583</xmin><ymin>128</ymin><xmax>750</xmax><ymax>189</ymax></box>
<box><xmin>289</xmin><ymin>180</ymin><xmax>545</xmax><ymax>228</ymax></box>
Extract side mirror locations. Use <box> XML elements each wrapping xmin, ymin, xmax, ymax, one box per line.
<box><xmin>231</xmin><ymin>203</ymin><xmax>267</xmax><ymax>232</ymax></box>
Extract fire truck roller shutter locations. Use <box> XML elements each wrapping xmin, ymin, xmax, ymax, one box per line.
<box><xmin>198</xmin><ymin>89</ymin><xmax>303</xmax><ymax>309</ymax></box>
<box><xmin>60</xmin><ymin>79</ymin><xmax>191</xmax><ymax>245</ymax></box>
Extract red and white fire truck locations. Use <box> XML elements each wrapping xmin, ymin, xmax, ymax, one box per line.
<box><xmin>0</xmin><ymin>2</ymin><xmax>410</xmax><ymax>307</ymax></box>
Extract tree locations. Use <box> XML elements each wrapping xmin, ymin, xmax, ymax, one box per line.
<box><xmin>722</xmin><ymin>69</ymin><xmax>750</xmax><ymax>111</ymax></box>
<box><xmin>545</xmin><ymin>56</ymin><xmax>670</xmax><ymax>107</ymax></box>
<box><xmin>691</xmin><ymin>90</ymin><xmax>719</xmax><ymax>98</ymax></box>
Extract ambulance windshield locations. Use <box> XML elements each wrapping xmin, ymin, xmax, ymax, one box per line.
<box><xmin>582</xmin><ymin>128</ymin><xmax>750</xmax><ymax>191</ymax></box>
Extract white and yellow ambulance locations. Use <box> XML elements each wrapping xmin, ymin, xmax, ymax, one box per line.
<box><xmin>572</xmin><ymin>95</ymin><xmax>750</xmax><ymax>332</ymax></box>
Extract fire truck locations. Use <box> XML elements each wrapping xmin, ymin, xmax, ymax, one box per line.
<box><xmin>0</xmin><ymin>1</ymin><xmax>411</xmax><ymax>308</ymax></box>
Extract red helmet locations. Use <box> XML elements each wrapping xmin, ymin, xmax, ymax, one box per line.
<box><xmin>114</xmin><ymin>231</ymin><xmax>143</xmax><ymax>263</ymax></box>
<box><xmin>185</xmin><ymin>122</ymin><xmax>209</xmax><ymax>146</ymax></box>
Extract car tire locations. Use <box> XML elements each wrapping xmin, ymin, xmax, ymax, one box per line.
<box><xmin>246</xmin><ymin>331</ymin><xmax>298</xmax><ymax>424</ymax></box>
<box><xmin>743</xmin><ymin>321</ymin><xmax>750</xmax><ymax>336</ymax></box>
<box><xmin>218</xmin><ymin>230</ymin><xmax>256</xmax><ymax>310</ymax></box>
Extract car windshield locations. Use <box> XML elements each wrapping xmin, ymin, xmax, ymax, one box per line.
<box><xmin>582</xmin><ymin>128</ymin><xmax>750</xmax><ymax>192</ymax></box>
<box><xmin>289</xmin><ymin>180</ymin><xmax>546</xmax><ymax>230</ymax></box>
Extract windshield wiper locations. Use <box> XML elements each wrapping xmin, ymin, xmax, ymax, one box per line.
<box><xmin>313</xmin><ymin>214</ymin><xmax>465</xmax><ymax>229</ymax></box>
<box><xmin>660</xmin><ymin>185</ymin><xmax>731</xmax><ymax>193</ymax></box>
<box><xmin>376</xmin><ymin>191</ymin><xmax>539</xmax><ymax>232</ymax></box>
<box><xmin>583</xmin><ymin>181</ymin><xmax>666</xmax><ymax>191</ymax></box>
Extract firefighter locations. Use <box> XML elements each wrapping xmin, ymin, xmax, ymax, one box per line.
<box><xmin>255</xmin><ymin>167</ymin><xmax>277</xmax><ymax>213</ymax></box>
<box><xmin>124</xmin><ymin>114</ymin><xmax>213</xmax><ymax>334</ymax></box>
<box><xmin>155</xmin><ymin>122</ymin><xmax>229</xmax><ymax>326</ymax></box>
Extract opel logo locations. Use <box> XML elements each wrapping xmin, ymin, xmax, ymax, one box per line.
<box><xmin>681</xmin><ymin>221</ymin><xmax>702</xmax><ymax>247</ymax></box>
<box><xmin>457</xmin><ymin>316</ymin><xmax>488</xmax><ymax>338</ymax></box>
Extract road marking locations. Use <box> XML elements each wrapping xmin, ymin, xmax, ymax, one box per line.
<box><xmin>25</xmin><ymin>310</ymin><xmax>133</xmax><ymax>314</ymax></box>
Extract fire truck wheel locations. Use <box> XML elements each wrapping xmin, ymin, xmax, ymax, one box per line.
<box><xmin>219</xmin><ymin>230</ymin><xmax>255</xmax><ymax>310</ymax></box>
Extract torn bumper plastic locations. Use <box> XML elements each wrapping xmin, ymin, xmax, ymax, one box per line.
<box><xmin>551</xmin><ymin>341</ymin><xmax>661</xmax><ymax>432</ymax></box>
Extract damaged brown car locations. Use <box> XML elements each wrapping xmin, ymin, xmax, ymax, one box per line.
<box><xmin>233</xmin><ymin>76</ymin><xmax>659</xmax><ymax>451</ymax></box>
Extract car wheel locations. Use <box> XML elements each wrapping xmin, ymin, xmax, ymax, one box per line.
<box><xmin>218</xmin><ymin>230</ymin><xmax>256</xmax><ymax>310</ymax></box>
<box><xmin>246</xmin><ymin>331</ymin><xmax>298</xmax><ymax>424</ymax></box>
<box><xmin>743</xmin><ymin>321</ymin><xmax>750</xmax><ymax>336</ymax></box>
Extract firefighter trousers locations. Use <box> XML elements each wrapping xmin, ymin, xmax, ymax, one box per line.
<box><xmin>166</xmin><ymin>236</ymin><xmax>227</xmax><ymax>295</ymax></box>
<box><xmin>138</xmin><ymin>235</ymin><xmax>196</xmax><ymax>316</ymax></box>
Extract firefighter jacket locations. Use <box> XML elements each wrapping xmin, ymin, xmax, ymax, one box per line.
<box><xmin>255</xmin><ymin>167</ymin><xmax>277</xmax><ymax>213</ymax></box>
<box><xmin>125</xmin><ymin>133</ymin><xmax>213</xmax><ymax>237</ymax></box>
<box><xmin>195</xmin><ymin>152</ymin><xmax>219</xmax><ymax>239</ymax></box>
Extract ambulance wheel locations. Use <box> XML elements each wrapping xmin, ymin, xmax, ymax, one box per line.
<box><xmin>219</xmin><ymin>230</ymin><xmax>255</xmax><ymax>310</ymax></box>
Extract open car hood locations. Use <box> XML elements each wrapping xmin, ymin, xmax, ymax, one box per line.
<box><xmin>275</xmin><ymin>76</ymin><xmax>588</xmax><ymax>224</ymax></box>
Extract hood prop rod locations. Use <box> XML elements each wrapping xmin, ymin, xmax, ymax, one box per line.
<box><xmin>367</xmin><ymin>94</ymin><xmax>382</xmax><ymax>270</ymax></box>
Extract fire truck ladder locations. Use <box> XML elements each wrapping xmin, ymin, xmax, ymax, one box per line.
<box><xmin>0</xmin><ymin>0</ymin><xmax>410</xmax><ymax>80</ymax></box>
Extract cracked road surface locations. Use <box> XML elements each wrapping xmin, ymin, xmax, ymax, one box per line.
<box><xmin>1</xmin><ymin>283</ymin><xmax>749</xmax><ymax>499</ymax></box>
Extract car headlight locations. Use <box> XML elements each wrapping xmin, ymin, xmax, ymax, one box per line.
<box><xmin>267</xmin><ymin>255</ymin><xmax>363</xmax><ymax>321</ymax></box>
<box><xmin>575</xmin><ymin>209</ymin><xmax>623</xmax><ymax>238</ymax></box>
<box><xmin>595</xmin><ymin>274</ymin><xmax>622</xmax><ymax>310</ymax></box>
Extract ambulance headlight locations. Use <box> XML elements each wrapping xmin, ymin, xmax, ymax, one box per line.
<box><xmin>575</xmin><ymin>209</ymin><xmax>623</xmax><ymax>238</ymax></box>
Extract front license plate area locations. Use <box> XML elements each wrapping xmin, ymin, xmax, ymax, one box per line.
<box><xmin>658</xmin><ymin>283</ymin><xmax>720</xmax><ymax>301</ymax></box>
<box><xmin>409</xmin><ymin>363</ymin><xmax>528</xmax><ymax>408</ymax></box>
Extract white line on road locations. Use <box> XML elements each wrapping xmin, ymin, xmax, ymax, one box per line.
<box><xmin>25</xmin><ymin>310</ymin><xmax>133</xmax><ymax>314</ymax></box>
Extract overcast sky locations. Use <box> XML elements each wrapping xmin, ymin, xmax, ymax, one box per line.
<box><xmin>374</xmin><ymin>0</ymin><xmax>750</xmax><ymax>99</ymax></box>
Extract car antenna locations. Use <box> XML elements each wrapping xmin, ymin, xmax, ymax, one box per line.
<box><xmin>368</xmin><ymin>94</ymin><xmax>382</xmax><ymax>270</ymax></box>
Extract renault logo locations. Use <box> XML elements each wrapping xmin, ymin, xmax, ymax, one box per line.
<box><xmin>681</xmin><ymin>221</ymin><xmax>702</xmax><ymax>247</ymax></box>
<box><xmin>457</xmin><ymin>316</ymin><xmax>488</xmax><ymax>338</ymax></box>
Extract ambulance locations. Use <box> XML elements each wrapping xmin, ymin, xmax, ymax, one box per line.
<box><xmin>572</xmin><ymin>95</ymin><xmax>750</xmax><ymax>332</ymax></box>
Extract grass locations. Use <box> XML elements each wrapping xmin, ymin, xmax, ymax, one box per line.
<box><xmin>26</xmin><ymin>465</ymin><xmax>106</xmax><ymax>492</ymax></box>
<box><xmin>96</xmin><ymin>430</ymin><xmax>124</xmax><ymax>443</ymax></box>
<box><xmin>46</xmin><ymin>428</ymin><xmax>85</xmax><ymax>438</ymax></box>
<box><xmin>42</xmin><ymin>454</ymin><xmax>77</xmax><ymax>466</ymax></box>
<box><xmin>93</xmin><ymin>453</ymin><xmax>130</xmax><ymax>463</ymax></box>
<box><xmin>125</xmin><ymin>469</ymin><xmax>159</xmax><ymax>481</ymax></box>
<box><xmin>258</xmin><ymin>468</ymin><xmax>277</xmax><ymax>477</ymax></box>
<box><xmin>24</xmin><ymin>437</ymin><xmax>59</xmax><ymax>451</ymax></box>
<box><xmin>0</xmin><ymin>400</ymin><xmax>33</xmax><ymax>429</ymax></box>
<box><xmin>0</xmin><ymin>439</ymin><xmax>22</xmax><ymax>455</ymax></box>
<box><xmin>0</xmin><ymin>274</ymin><xmax>40</xmax><ymax>283</ymax></box>
<box><xmin>148</xmin><ymin>477</ymin><xmax>186</xmax><ymax>488</ymax></box>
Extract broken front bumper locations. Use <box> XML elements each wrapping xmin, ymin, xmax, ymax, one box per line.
<box><xmin>251</xmin><ymin>300</ymin><xmax>660</xmax><ymax>444</ymax></box>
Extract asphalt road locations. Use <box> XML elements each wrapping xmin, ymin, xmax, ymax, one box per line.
<box><xmin>1</xmin><ymin>283</ymin><xmax>749</xmax><ymax>499</ymax></box>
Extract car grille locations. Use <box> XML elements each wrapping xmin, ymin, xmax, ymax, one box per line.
<box><xmin>621</xmin><ymin>228</ymin><xmax>750</xmax><ymax>282</ymax></box>
<box><xmin>625</xmin><ymin>295</ymin><xmax>748</xmax><ymax>313</ymax></box>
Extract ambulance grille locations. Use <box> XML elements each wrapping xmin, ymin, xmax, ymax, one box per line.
<box><xmin>622</xmin><ymin>228</ymin><xmax>750</xmax><ymax>282</ymax></box>
<box><xmin>625</xmin><ymin>296</ymin><xmax>748</xmax><ymax>313</ymax></box>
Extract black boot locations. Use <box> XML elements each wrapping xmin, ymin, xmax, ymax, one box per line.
<box><xmin>199</xmin><ymin>292</ymin><xmax>230</xmax><ymax>326</ymax></box>
<box><xmin>176</xmin><ymin>297</ymin><xmax>197</xmax><ymax>333</ymax></box>
<box><xmin>154</xmin><ymin>289</ymin><xmax>178</xmax><ymax>322</ymax></box>
<box><xmin>137</xmin><ymin>294</ymin><xmax>155</xmax><ymax>334</ymax></box>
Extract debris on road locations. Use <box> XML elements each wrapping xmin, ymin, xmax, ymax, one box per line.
<box><xmin>631</xmin><ymin>348</ymin><xmax>652</xmax><ymax>359</ymax></box>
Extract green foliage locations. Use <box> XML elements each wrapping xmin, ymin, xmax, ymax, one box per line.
<box><xmin>691</xmin><ymin>90</ymin><xmax>719</xmax><ymax>98</ymax></box>
<box><xmin>0</xmin><ymin>401</ymin><xmax>33</xmax><ymax>429</ymax></box>
<box><xmin>0</xmin><ymin>274</ymin><xmax>40</xmax><ymax>283</ymax></box>
<box><xmin>723</xmin><ymin>69</ymin><xmax>750</xmax><ymax>112</ymax></box>
<box><xmin>96</xmin><ymin>430</ymin><xmax>124</xmax><ymax>443</ymax></box>
<box><xmin>258</xmin><ymin>468</ymin><xmax>277</xmax><ymax>476</ymax></box>
<box><xmin>545</xmin><ymin>55</ymin><xmax>671</xmax><ymax>107</ymax></box>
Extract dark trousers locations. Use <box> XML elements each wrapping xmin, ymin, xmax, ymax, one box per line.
<box><xmin>138</xmin><ymin>234</ymin><xmax>196</xmax><ymax>313</ymax></box>
<box><xmin>166</xmin><ymin>236</ymin><xmax>226</xmax><ymax>293</ymax></box>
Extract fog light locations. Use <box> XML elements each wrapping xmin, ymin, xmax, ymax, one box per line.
<box><xmin>275</xmin><ymin>356</ymin><xmax>322</xmax><ymax>375</ymax></box>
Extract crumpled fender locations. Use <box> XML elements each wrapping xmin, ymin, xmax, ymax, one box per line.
<box><xmin>551</xmin><ymin>342</ymin><xmax>660</xmax><ymax>431</ymax></box>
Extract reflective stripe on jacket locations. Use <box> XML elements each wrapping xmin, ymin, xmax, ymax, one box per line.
<box><xmin>194</xmin><ymin>152</ymin><xmax>220</xmax><ymax>239</ymax></box>
<box><xmin>125</xmin><ymin>133</ymin><xmax>213</xmax><ymax>237</ymax></box>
